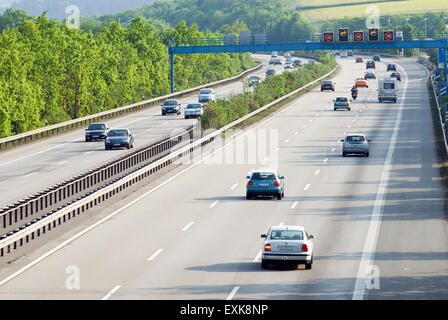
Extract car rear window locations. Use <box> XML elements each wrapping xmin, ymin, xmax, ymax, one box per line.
<box><xmin>187</xmin><ymin>104</ymin><xmax>201</xmax><ymax>109</ymax></box>
<box><xmin>323</xmin><ymin>81</ymin><xmax>332</xmax><ymax>84</ymax></box>
<box><xmin>270</xmin><ymin>230</ymin><xmax>303</xmax><ymax>240</ymax></box>
<box><xmin>384</xmin><ymin>83</ymin><xmax>395</xmax><ymax>89</ymax></box>
<box><xmin>347</xmin><ymin>136</ymin><xmax>365</xmax><ymax>142</ymax></box>
<box><xmin>251</xmin><ymin>172</ymin><xmax>277</xmax><ymax>180</ymax></box>
<box><xmin>200</xmin><ymin>89</ymin><xmax>212</xmax><ymax>94</ymax></box>
<box><xmin>336</xmin><ymin>97</ymin><xmax>348</xmax><ymax>102</ymax></box>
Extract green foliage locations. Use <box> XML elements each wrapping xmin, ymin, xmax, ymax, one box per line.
<box><xmin>0</xmin><ymin>14</ymin><xmax>254</xmax><ymax>138</ymax></box>
<box><xmin>201</xmin><ymin>54</ymin><xmax>336</xmax><ymax>130</ymax></box>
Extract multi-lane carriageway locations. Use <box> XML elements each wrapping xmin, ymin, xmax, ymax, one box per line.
<box><xmin>0</xmin><ymin>54</ymin><xmax>447</xmax><ymax>300</ymax></box>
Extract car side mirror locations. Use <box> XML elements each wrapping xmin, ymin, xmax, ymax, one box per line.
<box><xmin>246</xmin><ymin>176</ymin><xmax>250</xmax><ymax>179</ymax></box>
<box><xmin>340</xmin><ymin>139</ymin><xmax>344</xmax><ymax>142</ymax></box>
<box><xmin>280</xmin><ymin>176</ymin><xmax>284</xmax><ymax>179</ymax></box>
<box><xmin>85</xmin><ymin>128</ymin><xmax>87</xmax><ymax>131</ymax></box>
<box><xmin>309</xmin><ymin>235</ymin><xmax>314</xmax><ymax>239</ymax></box>
<box><xmin>261</xmin><ymin>234</ymin><xmax>267</xmax><ymax>238</ymax></box>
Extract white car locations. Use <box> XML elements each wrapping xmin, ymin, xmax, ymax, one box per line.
<box><xmin>184</xmin><ymin>102</ymin><xmax>203</xmax><ymax>119</ymax></box>
<box><xmin>340</xmin><ymin>52</ymin><xmax>347</xmax><ymax>58</ymax></box>
<box><xmin>261</xmin><ymin>225</ymin><xmax>314</xmax><ymax>269</ymax></box>
<box><xmin>198</xmin><ymin>88</ymin><xmax>216</xmax><ymax>103</ymax></box>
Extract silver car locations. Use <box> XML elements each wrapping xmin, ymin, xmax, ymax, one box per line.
<box><xmin>261</xmin><ymin>225</ymin><xmax>314</xmax><ymax>269</ymax></box>
<box><xmin>341</xmin><ymin>134</ymin><xmax>370</xmax><ymax>157</ymax></box>
<box><xmin>333</xmin><ymin>96</ymin><xmax>351</xmax><ymax>111</ymax></box>
<box><xmin>198</xmin><ymin>88</ymin><xmax>216</xmax><ymax>103</ymax></box>
<box><xmin>184</xmin><ymin>102</ymin><xmax>203</xmax><ymax>119</ymax></box>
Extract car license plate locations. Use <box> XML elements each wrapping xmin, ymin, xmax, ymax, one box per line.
<box><xmin>282</xmin><ymin>256</ymin><xmax>288</xmax><ymax>260</ymax></box>
<box><xmin>258</xmin><ymin>183</ymin><xmax>269</xmax><ymax>187</ymax></box>
<box><xmin>113</xmin><ymin>144</ymin><xmax>120</xmax><ymax>146</ymax></box>
<box><xmin>279</xmin><ymin>246</ymin><xmax>294</xmax><ymax>252</ymax></box>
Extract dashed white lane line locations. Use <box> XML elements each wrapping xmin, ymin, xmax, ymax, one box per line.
<box><xmin>230</xmin><ymin>183</ymin><xmax>239</xmax><ymax>190</ymax></box>
<box><xmin>285</xmin><ymin>139</ymin><xmax>290</xmax><ymax>143</ymax></box>
<box><xmin>24</xmin><ymin>172</ymin><xmax>37</xmax><ymax>178</ymax></box>
<box><xmin>331</xmin><ymin>148</ymin><xmax>336</xmax><ymax>152</ymax></box>
<box><xmin>279</xmin><ymin>222</ymin><xmax>284</xmax><ymax>226</ymax></box>
<box><xmin>304</xmin><ymin>184</ymin><xmax>310</xmax><ymax>191</ymax></box>
<box><xmin>182</xmin><ymin>221</ymin><xmax>195</xmax><ymax>232</ymax></box>
<box><xmin>303</xmin><ymin>125</ymin><xmax>307</xmax><ymax>129</ymax></box>
<box><xmin>294</xmin><ymin>131</ymin><xmax>299</xmax><ymax>135</ymax></box>
<box><xmin>274</xmin><ymin>147</ymin><xmax>280</xmax><ymax>152</ymax></box>
<box><xmin>209</xmin><ymin>200</ymin><xmax>219</xmax><ymax>208</ymax></box>
<box><xmin>101</xmin><ymin>285</ymin><xmax>121</xmax><ymax>300</ymax></box>
<box><xmin>253</xmin><ymin>251</ymin><xmax>262</xmax><ymax>262</ymax></box>
<box><xmin>324</xmin><ymin>158</ymin><xmax>328</xmax><ymax>163</ymax></box>
<box><xmin>309</xmin><ymin>119</ymin><xmax>313</xmax><ymax>122</ymax></box>
<box><xmin>84</xmin><ymin>151</ymin><xmax>94</xmax><ymax>156</ymax></box>
<box><xmin>314</xmin><ymin>169</ymin><xmax>320</xmax><ymax>176</ymax></box>
<box><xmin>226</xmin><ymin>286</ymin><xmax>240</xmax><ymax>300</ymax></box>
<box><xmin>57</xmin><ymin>161</ymin><xmax>68</xmax><ymax>166</ymax></box>
<box><xmin>262</xmin><ymin>157</ymin><xmax>269</xmax><ymax>162</ymax></box>
<box><xmin>291</xmin><ymin>201</ymin><xmax>298</xmax><ymax>209</ymax></box>
<box><xmin>147</xmin><ymin>249</ymin><xmax>163</xmax><ymax>261</ymax></box>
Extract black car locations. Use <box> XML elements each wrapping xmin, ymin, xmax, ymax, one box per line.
<box><xmin>366</xmin><ymin>61</ymin><xmax>376</xmax><ymax>69</ymax></box>
<box><xmin>390</xmin><ymin>72</ymin><xmax>401</xmax><ymax>81</ymax></box>
<box><xmin>321</xmin><ymin>80</ymin><xmax>335</xmax><ymax>91</ymax></box>
<box><xmin>85</xmin><ymin>122</ymin><xmax>108</xmax><ymax>142</ymax></box>
<box><xmin>373</xmin><ymin>55</ymin><xmax>381</xmax><ymax>62</ymax></box>
<box><xmin>266</xmin><ymin>69</ymin><xmax>276</xmax><ymax>76</ymax></box>
<box><xmin>347</xmin><ymin>51</ymin><xmax>353</xmax><ymax>57</ymax></box>
<box><xmin>105</xmin><ymin>128</ymin><xmax>134</xmax><ymax>150</ymax></box>
<box><xmin>387</xmin><ymin>64</ymin><xmax>397</xmax><ymax>71</ymax></box>
<box><xmin>161</xmin><ymin>99</ymin><xmax>181</xmax><ymax>115</ymax></box>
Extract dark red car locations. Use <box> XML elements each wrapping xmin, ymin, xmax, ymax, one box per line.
<box><xmin>356</xmin><ymin>57</ymin><xmax>364</xmax><ymax>63</ymax></box>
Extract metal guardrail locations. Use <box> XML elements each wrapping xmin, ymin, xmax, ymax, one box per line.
<box><xmin>0</xmin><ymin>62</ymin><xmax>338</xmax><ymax>257</ymax></box>
<box><xmin>0</xmin><ymin>63</ymin><xmax>263</xmax><ymax>152</ymax></box>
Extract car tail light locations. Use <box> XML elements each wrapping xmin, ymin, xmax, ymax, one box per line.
<box><xmin>264</xmin><ymin>244</ymin><xmax>271</xmax><ymax>251</ymax></box>
<box><xmin>274</xmin><ymin>180</ymin><xmax>280</xmax><ymax>186</ymax></box>
<box><xmin>247</xmin><ymin>181</ymin><xmax>254</xmax><ymax>186</ymax></box>
<box><xmin>301</xmin><ymin>244</ymin><xmax>309</xmax><ymax>252</ymax></box>
<box><xmin>363</xmin><ymin>136</ymin><xmax>366</xmax><ymax>141</ymax></box>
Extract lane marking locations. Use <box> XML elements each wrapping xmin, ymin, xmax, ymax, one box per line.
<box><xmin>24</xmin><ymin>172</ymin><xmax>37</xmax><ymax>178</ymax></box>
<box><xmin>304</xmin><ymin>184</ymin><xmax>310</xmax><ymax>191</ymax></box>
<box><xmin>324</xmin><ymin>158</ymin><xmax>328</xmax><ymax>163</ymax></box>
<box><xmin>294</xmin><ymin>131</ymin><xmax>299</xmax><ymax>135</ymax></box>
<box><xmin>274</xmin><ymin>147</ymin><xmax>280</xmax><ymax>152</ymax></box>
<box><xmin>182</xmin><ymin>221</ymin><xmax>195</xmax><ymax>232</ymax></box>
<box><xmin>253</xmin><ymin>251</ymin><xmax>262</xmax><ymax>262</ymax></box>
<box><xmin>309</xmin><ymin>119</ymin><xmax>313</xmax><ymax>122</ymax></box>
<box><xmin>314</xmin><ymin>169</ymin><xmax>320</xmax><ymax>176</ymax></box>
<box><xmin>285</xmin><ymin>139</ymin><xmax>290</xmax><ymax>143</ymax></box>
<box><xmin>226</xmin><ymin>286</ymin><xmax>240</xmax><ymax>300</ymax></box>
<box><xmin>209</xmin><ymin>200</ymin><xmax>219</xmax><ymax>208</ymax></box>
<box><xmin>303</xmin><ymin>125</ymin><xmax>307</xmax><ymax>129</ymax></box>
<box><xmin>101</xmin><ymin>285</ymin><xmax>121</xmax><ymax>300</ymax></box>
<box><xmin>57</xmin><ymin>161</ymin><xmax>68</xmax><ymax>166</ymax></box>
<box><xmin>352</xmin><ymin>62</ymin><xmax>408</xmax><ymax>300</ymax></box>
<box><xmin>291</xmin><ymin>201</ymin><xmax>298</xmax><ymax>209</ymax></box>
<box><xmin>84</xmin><ymin>151</ymin><xmax>94</xmax><ymax>156</ymax></box>
<box><xmin>331</xmin><ymin>148</ymin><xmax>336</xmax><ymax>152</ymax></box>
<box><xmin>279</xmin><ymin>222</ymin><xmax>284</xmax><ymax>226</ymax></box>
<box><xmin>147</xmin><ymin>249</ymin><xmax>163</xmax><ymax>261</ymax></box>
<box><xmin>230</xmin><ymin>183</ymin><xmax>239</xmax><ymax>190</ymax></box>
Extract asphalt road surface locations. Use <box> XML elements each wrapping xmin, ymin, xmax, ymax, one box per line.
<box><xmin>0</xmin><ymin>55</ymin><xmax>446</xmax><ymax>300</ymax></box>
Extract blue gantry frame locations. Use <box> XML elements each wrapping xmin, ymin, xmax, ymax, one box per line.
<box><xmin>168</xmin><ymin>39</ymin><xmax>448</xmax><ymax>93</ymax></box>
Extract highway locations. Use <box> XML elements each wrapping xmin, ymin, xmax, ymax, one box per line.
<box><xmin>0</xmin><ymin>54</ymin><xmax>299</xmax><ymax>209</ymax></box>
<box><xmin>0</xmin><ymin>55</ymin><xmax>447</xmax><ymax>300</ymax></box>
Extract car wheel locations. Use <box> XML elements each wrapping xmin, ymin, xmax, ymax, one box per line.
<box><xmin>334</xmin><ymin>108</ymin><xmax>337</xmax><ymax>111</ymax></box>
<box><xmin>246</xmin><ymin>193</ymin><xmax>252</xmax><ymax>200</ymax></box>
<box><xmin>348</xmin><ymin>108</ymin><xmax>351</xmax><ymax>111</ymax></box>
<box><xmin>277</xmin><ymin>193</ymin><xmax>282</xmax><ymax>200</ymax></box>
<box><xmin>261</xmin><ymin>260</ymin><xmax>268</xmax><ymax>269</ymax></box>
<box><xmin>282</xmin><ymin>190</ymin><xmax>285</xmax><ymax>198</ymax></box>
<box><xmin>366</xmin><ymin>152</ymin><xmax>369</xmax><ymax>157</ymax></box>
<box><xmin>343</xmin><ymin>152</ymin><xmax>347</xmax><ymax>157</ymax></box>
<box><xmin>305</xmin><ymin>256</ymin><xmax>313</xmax><ymax>270</ymax></box>
<box><xmin>162</xmin><ymin>112</ymin><xmax>166</xmax><ymax>116</ymax></box>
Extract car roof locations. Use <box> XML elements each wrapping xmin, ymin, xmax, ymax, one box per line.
<box><xmin>270</xmin><ymin>225</ymin><xmax>305</xmax><ymax>231</ymax></box>
<box><xmin>109</xmin><ymin>128</ymin><xmax>129</xmax><ymax>132</ymax></box>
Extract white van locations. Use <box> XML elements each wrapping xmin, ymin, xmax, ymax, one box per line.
<box><xmin>378</xmin><ymin>78</ymin><xmax>398</xmax><ymax>103</ymax></box>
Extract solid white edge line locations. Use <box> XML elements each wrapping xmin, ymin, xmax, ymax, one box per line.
<box><xmin>226</xmin><ymin>286</ymin><xmax>240</xmax><ymax>300</ymax></box>
<box><xmin>147</xmin><ymin>249</ymin><xmax>163</xmax><ymax>261</ymax></box>
<box><xmin>101</xmin><ymin>285</ymin><xmax>121</xmax><ymax>300</ymax></box>
<box><xmin>182</xmin><ymin>221</ymin><xmax>195</xmax><ymax>232</ymax></box>
<box><xmin>352</xmin><ymin>61</ymin><xmax>408</xmax><ymax>300</ymax></box>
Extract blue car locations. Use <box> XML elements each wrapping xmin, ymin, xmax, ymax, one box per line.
<box><xmin>246</xmin><ymin>169</ymin><xmax>285</xmax><ymax>200</ymax></box>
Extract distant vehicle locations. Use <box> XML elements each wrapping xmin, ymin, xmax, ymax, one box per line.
<box><xmin>161</xmin><ymin>99</ymin><xmax>181</xmax><ymax>115</ymax></box>
<box><xmin>340</xmin><ymin>52</ymin><xmax>347</xmax><ymax>58</ymax></box>
<box><xmin>390</xmin><ymin>72</ymin><xmax>401</xmax><ymax>81</ymax></box>
<box><xmin>333</xmin><ymin>96</ymin><xmax>351</xmax><ymax>111</ymax></box>
<box><xmin>246</xmin><ymin>169</ymin><xmax>285</xmax><ymax>200</ymax></box>
<box><xmin>184</xmin><ymin>102</ymin><xmax>203</xmax><ymax>119</ymax></box>
<box><xmin>271</xmin><ymin>51</ymin><xmax>278</xmax><ymax>58</ymax></box>
<box><xmin>373</xmin><ymin>55</ymin><xmax>381</xmax><ymax>62</ymax></box>
<box><xmin>378</xmin><ymin>77</ymin><xmax>398</xmax><ymax>103</ymax></box>
<box><xmin>249</xmin><ymin>75</ymin><xmax>261</xmax><ymax>86</ymax></box>
<box><xmin>364</xmin><ymin>70</ymin><xmax>376</xmax><ymax>79</ymax></box>
<box><xmin>321</xmin><ymin>80</ymin><xmax>335</xmax><ymax>91</ymax></box>
<box><xmin>387</xmin><ymin>63</ymin><xmax>397</xmax><ymax>71</ymax></box>
<box><xmin>269</xmin><ymin>58</ymin><xmax>282</xmax><ymax>65</ymax></box>
<box><xmin>340</xmin><ymin>134</ymin><xmax>370</xmax><ymax>157</ymax></box>
<box><xmin>355</xmin><ymin>78</ymin><xmax>369</xmax><ymax>87</ymax></box>
<box><xmin>85</xmin><ymin>122</ymin><xmax>108</xmax><ymax>142</ymax></box>
<box><xmin>284</xmin><ymin>62</ymin><xmax>293</xmax><ymax>69</ymax></box>
<box><xmin>307</xmin><ymin>59</ymin><xmax>315</xmax><ymax>65</ymax></box>
<box><xmin>356</xmin><ymin>57</ymin><xmax>364</xmax><ymax>63</ymax></box>
<box><xmin>198</xmin><ymin>88</ymin><xmax>216</xmax><ymax>103</ymax></box>
<box><xmin>260</xmin><ymin>225</ymin><xmax>314</xmax><ymax>270</ymax></box>
<box><xmin>347</xmin><ymin>51</ymin><xmax>353</xmax><ymax>56</ymax></box>
<box><xmin>366</xmin><ymin>61</ymin><xmax>376</xmax><ymax>69</ymax></box>
<box><xmin>335</xmin><ymin>51</ymin><xmax>340</xmax><ymax>56</ymax></box>
<box><xmin>293</xmin><ymin>59</ymin><xmax>301</xmax><ymax>66</ymax></box>
<box><xmin>105</xmin><ymin>128</ymin><xmax>134</xmax><ymax>150</ymax></box>
<box><xmin>284</xmin><ymin>52</ymin><xmax>291</xmax><ymax>58</ymax></box>
<box><xmin>266</xmin><ymin>68</ymin><xmax>276</xmax><ymax>76</ymax></box>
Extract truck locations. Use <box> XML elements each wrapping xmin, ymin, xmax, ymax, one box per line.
<box><xmin>378</xmin><ymin>77</ymin><xmax>398</xmax><ymax>103</ymax></box>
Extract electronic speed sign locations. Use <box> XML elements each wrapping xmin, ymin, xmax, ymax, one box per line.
<box><xmin>383</xmin><ymin>30</ymin><xmax>394</xmax><ymax>41</ymax></box>
<box><xmin>353</xmin><ymin>31</ymin><xmax>364</xmax><ymax>42</ymax></box>
<box><xmin>368</xmin><ymin>28</ymin><xmax>379</xmax><ymax>41</ymax></box>
<box><xmin>338</xmin><ymin>28</ymin><xmax>349</xmax><ymax>41</ymax></box>
<box><xmin>323</xmin><ymin>32</ymin><xmax>334</xmax><ymax>42</ymax></box>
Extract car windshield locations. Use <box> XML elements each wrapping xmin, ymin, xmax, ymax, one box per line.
<box><xmin>200</xmin><ymin>89</ymin><xmax>212</xmax><ymax>94</ymax></box>
<box><xmin>389</xmin><ymin>64</ymin><xmax>395</xmax><ymax>67</ymax></box>
<box><xmin>108</xmin><ymin>130</ymin><xmax>128</xmax><ymax>137</ymax></box>
<box><xmin>323</xmin><ymin>81</ymin><xmax>332</xmax><ymax>84</ymax></box>
<box><xmin>164</xmin><ymin>100</ymin><xmax>178</xmax><ymax>106</ymax></box>
<box><xmin>270</xmin><ymin>230</ymin><xmax>303</xmax><ymax>240</ymax></box>
<box><xmin>187</xmin><ymin>104</ymin><xmax>201</xmax><ymax>109</ymax></box>
<box><xmin>336</xmin><ymin>97</ymin><xmax>348</xmax><ymax>102</ymax></box>
<box><xmin>347</xmin><ymin>136</ymin><xmax>365</xmax><ymax>142</ymax></box>
<box><xmin>251</xmin><ymin>172</ymin><xmax>277</xmax><ymax>180</ymax></box>
<box><xmin>384</xmin><ymin>83</ymin><xmax>395</xmax><ymax>89</ymax></box>
<box><xmin>250</xmin><ymin>76</ymin><xmax>259</xmax><ymax>80</ymax></box>
<box><xmin>88</xmin><ymin>124</ymin><xmax>106</xmax><ymax>130</ymax></box>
